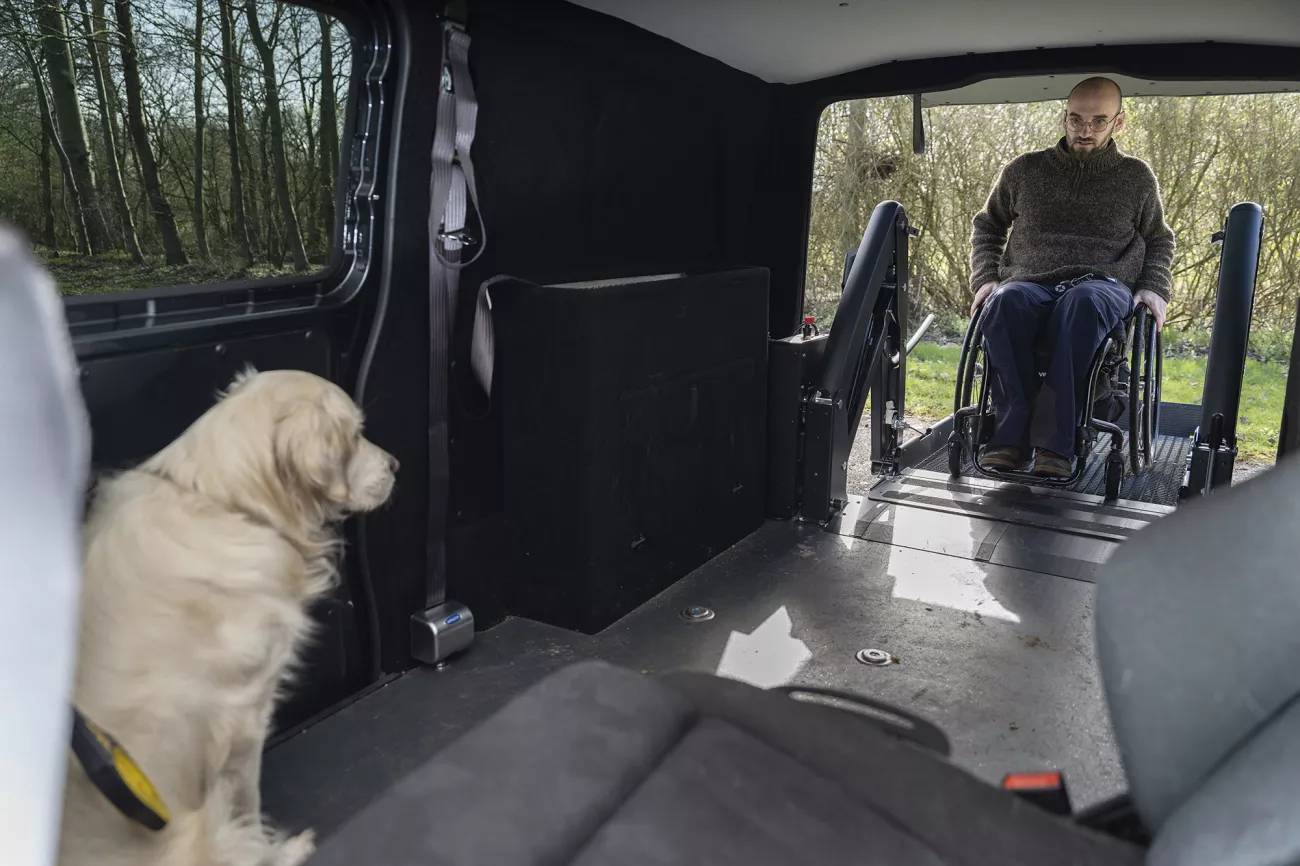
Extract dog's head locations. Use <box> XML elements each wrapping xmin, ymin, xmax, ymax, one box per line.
<box><xmin>149</xmin><ymin>368</ymin><xmax>397</xmax><ymax>536</ymax></box>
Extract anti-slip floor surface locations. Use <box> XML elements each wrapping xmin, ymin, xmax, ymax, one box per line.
<box><xmin>263</xmin><ymin>510</ymin><xmax>1125</xmax><ymax>839</ymax></box>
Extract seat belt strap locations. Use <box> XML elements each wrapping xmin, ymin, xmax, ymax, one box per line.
<box><xmin>412</xmin><ymin>2</ymin><xmax>483</xmax><ymax>665</ymax></box>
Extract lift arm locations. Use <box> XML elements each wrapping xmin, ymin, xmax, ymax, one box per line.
<box><xmin>801</xmin><ymin>201</ymin><xmax>914</xmax><ymax>523</ymax></box>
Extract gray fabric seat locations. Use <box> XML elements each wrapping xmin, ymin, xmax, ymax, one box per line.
<box><xmin>1097</xmin><ymin>455</ymin><xmax>1300</xmax><ymax>866</ymax></box>
<box><xmin>314</xmin><ymin>456</ymin><xmax>1300</xmax><ymax>866</ymax></box>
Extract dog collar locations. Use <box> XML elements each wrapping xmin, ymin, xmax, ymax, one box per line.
<box><xmin>70</xmin><ymin>707</ymin><xmax>170</xmax><ymax>831</ymax></box>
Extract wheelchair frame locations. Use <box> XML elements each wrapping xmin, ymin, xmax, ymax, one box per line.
<box><xmin>946</xmin><ymin>303</ymin><xmax>1163</xmax><ymax>502</ymax></box>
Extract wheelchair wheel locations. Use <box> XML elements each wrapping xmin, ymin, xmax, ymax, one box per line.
<box><xmin>1127</xmin><ymin>307</ymin><xmax>1160</xmax><ymax>474</ymax></box>
<box><xmin>1104</xmin><ymin>452</ymin><xmax>1125</xmax><ymax>502</ymax></box>
<box><xmin>947</xmin><ymin>434</ymin><xmax>964</xmax><ymax>477</ymax></box>
<box><xmin>954</xmin><ymin>309</ymin><xmax>984</xmax><ymax>416</ymax></box>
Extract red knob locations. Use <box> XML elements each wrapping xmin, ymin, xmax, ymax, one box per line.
<box><xmin>804</xmin><ymin>315</ymin><xmax>816</xmax><ymax>325</ymax></box>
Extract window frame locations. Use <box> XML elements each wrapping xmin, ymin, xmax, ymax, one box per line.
<box><xmin>60</xmin><ymin>0</ymin><xmax>396</xmax><ymax>340</ymax></box>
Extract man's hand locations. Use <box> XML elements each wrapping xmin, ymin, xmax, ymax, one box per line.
<box><xmin>1133</xmin><ymin>289</ymin><xmax>1167</xmax><ymax>331</ymax></box>
<box><xmin>970</xmin><ymin>280</ymin><xmax>999</xmax><ymax>316</ymax></box>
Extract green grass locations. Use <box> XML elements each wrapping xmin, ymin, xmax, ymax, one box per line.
<box><xmin>904</xmin><ymin>340</ymin><xmax>1284</xmax><ymax>464</ymax></box>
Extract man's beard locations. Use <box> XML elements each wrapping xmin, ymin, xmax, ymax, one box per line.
<box><xmin>1070</xmin><ymin>135</ymin><xmax>1107</xmax><ymax>157</ymax></box>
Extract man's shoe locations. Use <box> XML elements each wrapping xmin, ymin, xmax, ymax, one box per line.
<box><xmin>1033</xmin><ymin>448</ymin><xmax>1073</xmax><ymax>479</ymax></box>
<box><xmin>979</xmin><ymin>445</ymin><xmax>1025</xmax><ymax>472</ymax></box>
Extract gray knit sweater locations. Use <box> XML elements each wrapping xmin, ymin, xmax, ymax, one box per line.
<box><xmin>970</xmin><ymin>137</ymin><xmax>1177</xmax><ymax>301</ymax></box>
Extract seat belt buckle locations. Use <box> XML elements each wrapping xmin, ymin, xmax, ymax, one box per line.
<box><xmin>1001</xmin><ymin>770</ymin><xmax>1073</xmax><ymax>816</ymax></box>
<box><xmin>411</xmin><ymin>600</ymin><xmax>475</xmax><ymax>665</ymax></box>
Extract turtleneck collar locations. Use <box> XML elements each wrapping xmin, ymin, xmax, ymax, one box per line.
<box><xmin>1047</xmin><ymin>135</ymin><xmax>1124</xmax><ymax>173</ymax></box>
<box><xmin>1045</xmin><ymin>133</ymin><xmax>1128</xmax><ymax>172</ymax></box>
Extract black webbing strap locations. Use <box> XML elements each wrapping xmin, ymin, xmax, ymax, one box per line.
<box><xmin>425</xmin><ymin>2</ymin><xmax>487</xmax><ymax>612</ymax></box>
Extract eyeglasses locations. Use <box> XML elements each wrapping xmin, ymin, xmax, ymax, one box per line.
<box><xmin>1065</xmin><ymin>114</ymin><xmax>1119</xmax><ymax>132</ymax></box>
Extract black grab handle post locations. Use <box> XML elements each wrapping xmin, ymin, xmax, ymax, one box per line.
<box><xmin>1185</xmin><ymin>202</ymin><xmax>1262</xmax><ymax>497</ymax></box>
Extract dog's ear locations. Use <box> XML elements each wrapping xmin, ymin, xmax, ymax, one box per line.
<box><xmin>273</xmin><ymin>399</ymin><xmax>351</xmax><ymax>504</ymax></box>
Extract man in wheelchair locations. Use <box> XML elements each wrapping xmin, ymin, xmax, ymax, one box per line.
<box><xmin>967</xmin><ymin>77</ymin><xmax>1175</xmax><ymax>478</ymax></box>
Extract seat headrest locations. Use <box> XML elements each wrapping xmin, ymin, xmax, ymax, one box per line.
<box><xmin>0</xmin><ymin>225</ymin><xmax>91</xmax><ymax>866</ymax></box>
<box><xmin>1096</xmin><ymin>456</ymin><xmax>1300</xmax><ymax>832</ymax></box>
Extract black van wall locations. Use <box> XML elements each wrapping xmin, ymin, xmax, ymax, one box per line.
<box><xmin>397</xmin><ymin>0</ymin><xmax>800</xmax><ymax>642</ymax></box>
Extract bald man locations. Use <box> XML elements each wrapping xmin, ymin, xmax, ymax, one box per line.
<box><xmin>968</xmin><ymin>77</ymin><xmax>1176</xmax><ymax>479</ymax></box>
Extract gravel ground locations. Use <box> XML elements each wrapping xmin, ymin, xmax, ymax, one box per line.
<box><xmin>846</xmin><ymin>417</ymin><xmax>1274</xmax><ymax>496</ymax></box>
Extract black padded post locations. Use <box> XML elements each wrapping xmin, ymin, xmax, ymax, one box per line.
<box><xmin>1199</xmin><ymin>202</ymin><xmax>1262</xmax><ymax>447</ymax></box>
<box><xmin>1186</xmin><ymin>202</ymin><xmax>1263</xmax><ymax>497</ymax></box>
<box><xmin>1277</xmin><ymin>296</ymin><xmax>1300</xmax><ymax>461</ymax></box>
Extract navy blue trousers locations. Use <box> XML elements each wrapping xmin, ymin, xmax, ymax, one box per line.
<box><xmin>980</xmin><ymin>278</ymin><xmax>1133</xmax><ymax>456</ymax></box>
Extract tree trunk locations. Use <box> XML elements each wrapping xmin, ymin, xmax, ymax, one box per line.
<box><xmin>81</xmin><ymin>0</ymin><xmax>143</xmax><ymax>263</ymax></box>
<box><xmin>205</xmin><ymin>122</ymin><xmax>225</xmax><ymax>239</ymax></box>
<box><xmin>245</xmin><ymin>0</ymin><xmax>309</xmax><ymax>271</ymax></box>
<box><xmin>36</xmin><ymin>0</ymin><xmax>112</xmax><ymax>254</ymax></box>
<box><xmin>11</xmin><ymin>12</ymin><xmax>90</xmax><ymax>253</ymax></box>
<box><xmin>39</xmin><ymin>124</ymin><xmax>58</xmax><ymax>252</ymax></box>
<box><xmin>113</xmin><ymin>0</ymin><xmax>189</xmax><ymax>265</ymax></box>
<box><xmin>230</xmin><ymin>25</ymin><xmax>262</xmax><ymax>258</ymax></box>
<box><xmin>192</xmin><ymin>0</ymin><xmax>209</xmax><ymax>258</ymax></box>
<box><xmin>216</xmin><ymin>0</ymin><xmax>252</xmax><ymax>267</ymax></box>
<box><xmin>317</xmin><ymin>13</ymin><xmax>338</xmax><ymax>247</ymax></box>
<box><xmin>291</xmin><ymin>17</ymin><xmax>319</xmax><ymax>256</ymax></box>
<box><xmin>258</xmin><ymin>107</ymin><xmax>281</xmax><ymax>267</ymax></box>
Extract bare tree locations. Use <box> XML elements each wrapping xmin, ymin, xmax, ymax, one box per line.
<box><xmin>36</xmin><ymin>0</ymin><xmax>112</xmax><ymax>254</ymax></box>
<box><xmin>5</xmin><ymin>1</ymin><xmax>89</xmax><ymax>252</ymax></box>
<box><xmin>289</xmin><ymin>11</ymin><xmax>319</xmax><ymax>254</ymax></box>
<box><xmin>38</xmin><ymin>124</ymin><xmax>58</xmax><ymax>250</ymax></box>
<box><xmin>113</xmin><ymin>0</ymin><xmax>188</xmax><ymax>265</ymax></box>
<box><xmin>217</xmin><ymin>0</ymin><xmax>252</xmax><ymax>267</ymax></box>
<box><xmin>245</xmin><ymin>0</ymin><xmax>309</xmax><ymax>271</ymax></box>
<box><xmin>79</xmin><ymin>0</ymin><xmax>143</xmax><ymax>263</ymax></box>
<box><xmin>318</xmin><ymin>12</ymin><xmax>339</xmax><ymax>247</ymax></box>
<box><xmin>192</xmin><ymin>0</ymin><xmax>209</xmax><ymax>258</ymax></box>
<box><xmin>257</xmin><ymin>106</ymin><xmax>280</xmax><ymax>265</ymax></box>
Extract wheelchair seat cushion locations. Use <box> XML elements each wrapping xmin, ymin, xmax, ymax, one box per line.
<box><xmin>311</xmin><ymin>661</ymin><xmax>1144</xmax><ymax>866</ymax></box>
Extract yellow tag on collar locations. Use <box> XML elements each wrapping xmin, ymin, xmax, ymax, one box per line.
<box><xmin>71</xmin><ymin>708</ymin><xmax>170</xmax><ymax>831</ymax></box>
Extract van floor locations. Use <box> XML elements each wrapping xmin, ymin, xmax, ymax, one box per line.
<box><xmin>263</xmin><ymin>490</ymin><xmax>1134</xmax><ymax>841</ymax></box>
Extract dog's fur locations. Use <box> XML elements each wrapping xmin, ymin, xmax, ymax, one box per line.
<box><xmin>57</xmin><ymin>368</ymin><xmax>396</xmax><ymax>866</ymax></box>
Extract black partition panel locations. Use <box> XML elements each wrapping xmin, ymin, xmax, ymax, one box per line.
<box><xmin>492</xmin><ymin>268</ymin><xmax>770</xmax><ymax>633</ymax></box>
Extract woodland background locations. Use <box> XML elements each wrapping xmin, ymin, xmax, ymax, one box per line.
<box><xmin>0</xmin><ymin>4</ymin><xmax>1291</xmax><ymax>460</ymax></box>
<box><xmin>0</xmin><ymin>0</ymin><xmax>349</xmax><ymax>293</ymax></box>
<box><xmin>807</xmin><ymin>93</ymin><xmax>1300</xmax><ymax>343</ymax></box>
<box><xmin>807</xmin><ymin>93</ymin><xmax>1300</xmax><ymax>463</ymax></box>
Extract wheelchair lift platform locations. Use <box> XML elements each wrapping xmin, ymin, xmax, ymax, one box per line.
<box><xmin>873</xmin><ymin>398</ymin><xmax>1203</xmax><ymax>543</ymax></box>
<box><xmin>856</xmin><ymin>469</ymin><xmax>1175</xmax><ymax>545</ymax></box>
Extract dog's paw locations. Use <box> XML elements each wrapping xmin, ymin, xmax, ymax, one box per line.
<box><xmin>274</xmin><ymin>829</ymin><xmax>316</xmax><ymax>866</ymax></box>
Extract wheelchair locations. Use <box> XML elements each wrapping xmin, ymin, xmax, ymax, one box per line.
<box><xmin>946</xmin><ymin>299</ymin><xmax>1163</xmax><ymax>502</ymax></box>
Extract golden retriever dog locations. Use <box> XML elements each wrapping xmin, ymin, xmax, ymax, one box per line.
<box><xmin>58</xmin><ymin>368</ymin><xmax>397</xmax><ymax>866</ymax></box>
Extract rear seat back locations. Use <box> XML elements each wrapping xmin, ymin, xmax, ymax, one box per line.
<box><xmin>1097</xmin><ymin>455</ymin><xmax>1300</xmax><ymax>864</ymax></box>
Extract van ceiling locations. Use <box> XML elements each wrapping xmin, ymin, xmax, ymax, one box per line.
<box><xmin>567</xmin><ymin>0</ymin><xmax>1300</xmax><ymax>86</ymax></box>
<box><xmin>923</xmin><ymin>73</ymin><xmax>1300</xmax><ymax>107</ymax></box>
